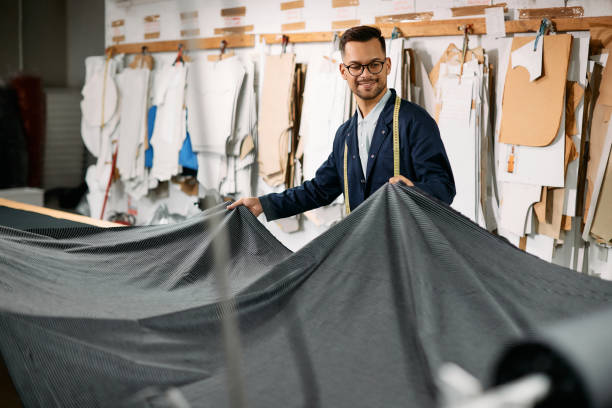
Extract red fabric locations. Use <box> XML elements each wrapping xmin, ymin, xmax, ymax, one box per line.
<box><xmin>11</xmin><ymin>76</ymin><xmax>45</xmax><ymax>187</ymax></box>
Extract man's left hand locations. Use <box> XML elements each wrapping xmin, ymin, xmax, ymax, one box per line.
<box><xmin>389</xmin><ymin>175</ymin><xmax>414</xmax><ymax>186</ymax></box>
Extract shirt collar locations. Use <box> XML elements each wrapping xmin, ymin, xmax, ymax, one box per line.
<box><xmin>358</xmin><ymin>88</ymin><xmax>392</xmax><ymax>124</ymax></box>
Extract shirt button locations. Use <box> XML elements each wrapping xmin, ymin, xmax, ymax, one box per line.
<box><xmin>370</xmin><ymin>154</ymin><xmax>375</xmax><ymax>158</ymax></box>
<box><xmin>352</xmin><ymin>155</ymin><xmax>356</xmax><ymax>159</ymax></box>
<box><xmin>382</xmin><ymin>130</ymin><xmax>386</xmax><ymax>134</ymax></box>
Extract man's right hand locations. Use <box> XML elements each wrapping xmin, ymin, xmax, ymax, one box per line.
<box><xmin>226</xmin><ymin>197</ymin><xmax>263</xmax><ymax>217</ymax></box>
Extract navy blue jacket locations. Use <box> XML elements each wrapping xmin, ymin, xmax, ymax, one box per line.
<box><xmin>260</xmin><ymin>89</ymin><xmax>455</xmax><ymax>221</ymax></box>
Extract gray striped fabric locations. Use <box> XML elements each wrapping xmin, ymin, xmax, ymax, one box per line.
<box><xmin>1</xmin><ymin>183</ymin><xmax>611</xmax><ymax>407</ymax></box>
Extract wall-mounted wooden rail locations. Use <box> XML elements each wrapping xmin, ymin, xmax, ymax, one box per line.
<box><xmin>107</xmin><ymin>35</ymin><xmax>255</xmax><ymax>54</ymax></box>
<box><xmin>106</xmin><ymin>16</ymin><xmax>612</xmax><ymax>55</ymax></box>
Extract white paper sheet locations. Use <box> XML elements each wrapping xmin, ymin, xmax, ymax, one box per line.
<box><xmin>388</xmin><ymin>38</ymin><xmax>405</xmax><ymax>99</ymax></box>
<box><xmin>526</xmin><ymin>233</ymin><xmax>555</xmax><ymax>263</ymax></box>
<box><xmin>415</xmin><ymin>56</ymin><xmax>436</xmax><ymax>118</ymax></box>
<box><xmin>498</xmin><ymin>182</ymin><xmax>541</xmax><ymax>237</ymax></box>
<box><xmin>439</xmin><ymin>76</ymin><xmax>473</xmax><ymax>123</ymax></box>
<box><xmin>564</xmin><ymin>31</ymin><xmax>590</xmax><ymax>216</ymax></box>
<box><xmin>497</xmin><ymin>97</ymin><xmax>566</xmax><ymax>187</ymax></box>
<box><xmin>438</xmin><ymin>75</ymin><xmax>477</xmax><ymax>220</ymax></box>
<box><xmin>485</xmin><ymin>6</ymin><xmax>506</xmax><ymax>39</ymax></box>
<box><xmin>511</xmin><ymin>38</ymin><xmax>543</xmax><ymax>82</ymax></box>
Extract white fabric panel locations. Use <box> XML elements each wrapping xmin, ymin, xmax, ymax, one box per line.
<box><xmin>186</xmin><ymin>56</ymin><xmax>245</xmax><ymax>154</ymax></box>
<box><xmin>387</xmin><ymin>38</ymin><xmax>404</xmax><ymax>99</ymax></box>
<box><xmin>437</xmin><ymin>58</ymin><xmax>483</xmax><ymax>222</ymax></box>
<box><xmin>299</xmin><ymin>54</ymin><xmax>349</xmax><ymax>180</ymax></box>
<box><xmin>82</xmin><ymin>57</ymin><xmax>119</xmax><ymax>128</ymax></box>
<box><xmin>196</xmin><ymin>152</ymin><xmax>226</xmax><ymax>192</ymax></box>
<box><xmin>231</xmin><ymin>59</ymin><xmax>256</xmax><ymax>155</ymax></box>
<box><xmin>116</xmin><ymin>68</ymin><xmax>150</xmax><ymax>182</ymax></box>
<box><xmin>498</xmin><ymin>182</ymin><xmax>541</xmax><ymax>237</ymax></box>
<box><xmin>81</xmin><ymin>56</ymin><xmax>122</xmax><ymax>164</ymax></box>
<box><xmin>85</xmin><ymin>164</ymin><xmax>104</xmax><ymax>220</ymax></box>
<box><xmin>151</xmin><ymin>63</ymin><xmax>188</xmax><ymax>181</ymax></box>
<box><xmin>413</xmin><ymin>52</ymin><xmax>436</xmax><ymax>117</ymax></box>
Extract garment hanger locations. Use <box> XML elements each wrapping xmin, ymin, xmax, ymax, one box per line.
<box><xmin>458</xmin><ymin>24</ymin><xmax>472</xmax><ymax>79</ymax></box>
<box><xmin>207</xmin><ymin>39</ymin><xmax>235</xmax><ymax>61</ymax></box>
<box><xmin>172</xmin><ymin>43</ymin><xmax>191</xmax><ymax>66</ymax></box>
<box><xmin>534</xmin><ymin>18</ymin><xmax>555</xmax><ymax>51</ymax></box>
<box><xmin>391</xmin><ymin>26</ymin><xmax>401</xmax><ymax>40</ymax></box>
<box><xmin>323</xmin><ymin>31</ymin><xmax>340</xmax><ymax>63</ymax></box>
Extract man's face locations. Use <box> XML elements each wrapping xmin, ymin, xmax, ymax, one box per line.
<box><xmin>339</xmin><ymin>38</ymin><xmax>391</xmax><ymax>101</ymax></box>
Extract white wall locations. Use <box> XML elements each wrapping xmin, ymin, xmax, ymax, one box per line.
<box><xmin>102</xmin><ymin>0</ymin><xmax>612</xmax><ymax>251</ymax></box>
<box><xmin>105</xmin><ymin>0</ymin><xmax>612</xmax><ymax>48</ymax></box>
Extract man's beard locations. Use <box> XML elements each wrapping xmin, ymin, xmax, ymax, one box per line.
<box><xmin>352</xmin><ymin>78</ymin><xmax>386</xmax><ymax>100</ymax></box>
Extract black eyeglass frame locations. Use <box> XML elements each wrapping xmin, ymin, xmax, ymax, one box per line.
<box><xmin>342</xmin><ymin>59</ymin><xmax>387</xmax><ymax>77</ymax></box>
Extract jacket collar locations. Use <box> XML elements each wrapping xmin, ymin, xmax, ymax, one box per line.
<box><xmin>345</xmin><ymin>88</ymin><xmax>398</xmax><ymax>182</ymax></box>
<box><xmin>365</xmin><ymin>88</ymin><xmax>398</xmax><ymax>178</ymax></box>
<box><xmin>379</xmin><ymin>88</ymin><xmax>397</xmax><ymax>126</ymax></box>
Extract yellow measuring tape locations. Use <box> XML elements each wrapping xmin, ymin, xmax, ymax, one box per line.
<box><xmin>344</xmin><ymin>95</ymin><xmax>401</xmax><ymax>215</ymax></box>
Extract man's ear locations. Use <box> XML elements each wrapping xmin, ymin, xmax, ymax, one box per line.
<box><xmin>339</xmin><ymin>63</ymin><xmax>347</xmax><ymax>80</ymax></box>
<box><xmin>386</xmin><ymin>57</ymin><xmax>391</xmax><ymax>75</ymax></box>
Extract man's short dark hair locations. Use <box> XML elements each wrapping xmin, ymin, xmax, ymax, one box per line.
<box><xmin>339</xmin><ymin>26</ymin><xmax>386</xmax><ymax>57</ymax></box>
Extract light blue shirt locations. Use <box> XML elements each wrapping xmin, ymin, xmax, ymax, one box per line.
<box><xmin>357</xmin><ymin>89</ymin><xmax>392</xmax><ymax>176</ymax></box>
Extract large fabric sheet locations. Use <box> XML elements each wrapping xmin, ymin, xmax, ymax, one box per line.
<box><xmin>1</xmin><ymin>184</ymin><xmax>612</xmax><ymax>407</ymax></box>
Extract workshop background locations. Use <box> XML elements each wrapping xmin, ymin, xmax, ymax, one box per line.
<box><xmin>1</xmin><ymin>0</ymin><xmax>612</xmax><ymax>272</ymax></box>
<box><xmin>4</xmin><ymin>1</ymin><xmax>612</xmax><ymax>408</ymax></box>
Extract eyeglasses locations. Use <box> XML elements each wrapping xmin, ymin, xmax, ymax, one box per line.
<box><xmin>343</xmin><ymin>60</ymin><xmax>386</xmax><ymax>77</ymax></box>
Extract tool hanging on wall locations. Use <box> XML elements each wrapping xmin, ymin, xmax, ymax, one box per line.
<box><xmin>331</xmin><ymin>31</ymin><xmax>340</xmax><ymax>51</ymax></box>
<box><xmin>172</xmin><ymin>43</ymin><xmax>191</xmax><ymax>65</ymax></box>
<box><xmin>534</xmin><ymin>17</ymin><xmax>554</xmax><ymax>51</ymax></box>
<box><xmin>458</xmin><ymin>24</ymin><xmax>472</xmax><ymax>79</ymax></box>
<box><xmin>391</xmin><ymin>26</ymin><xmax>401</xmax><ymax>39</ymax></box>
<box><xmin>324</xmin><ymin>32</ymin><xmax>340</xmax><ymax>63</ymax></box>
<box><xmin>129</xmin><ymin>46</ymin><xmax>154</xmax><ymax>70</ymax></box>
<box><xmin>173</xmin><ymin>43</ymin><xmax>185</xmax><ymax>65</ymax></box>
<box><xmin>281</xmin><ymin>34</ymin><xmax>289</xmax><ymax>54</ymax></box>
<box><xmin>220</xmin><ymin>39</ymin><xmax>227</xmax><ymax>60</ymax></box>
<box><xmin>207</xmin><ymin>39</ymin><xmax>235</xmax><ymax>61</ymax></box>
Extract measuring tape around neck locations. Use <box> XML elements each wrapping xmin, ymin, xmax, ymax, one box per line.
<box><xmin>344</xmin><ymin>95</ymin><xmax>401</xmax><ymax>215</ymax></box>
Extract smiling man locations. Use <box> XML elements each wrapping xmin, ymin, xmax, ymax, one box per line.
<box><xmin>228</xmin><ymin>25</ymin><xmax>455</xmax><ymax>219</ymax></box>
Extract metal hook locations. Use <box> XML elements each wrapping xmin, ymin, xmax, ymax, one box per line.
<box><xmin>391</xmin><ymin>26</ymin><xmax>401</xmax><ymax>40</ymax></box>
<box><xmin>281</xmin><ymin>35</ymin><xmax>289</xmax><ymax>54</ymax></box>
<box><xmin>173</xmin><ymin>43</ymin><xmax>184</xmax><ymax>66</ymax></box>
<box><xmin>219</xmin><ymin>39</ymin><xmax>228</xmax><ymax>61</ymax></box>
<box><xmin>141</xmin><ymin>46</ymin><xmax>148</xmax><ymax>55</ymax></box>
<box><xmin>332</xmin><ymin>31</ymin><xmax>339</xmax><ymax>47</ymax></box>
<box><xmin>534</xmin><ymin>18</ymin><xmax>554</xmax><ymax>51</ymax></box>
<box><xmin>105</xmin><ymin>46</ymin><xmax>115</xmax><ymax>60</ymax></box>
<box><xmin>458</xmin><ymin>24</ymin><xmax>472</xmax><ymax>78</ymax></box>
